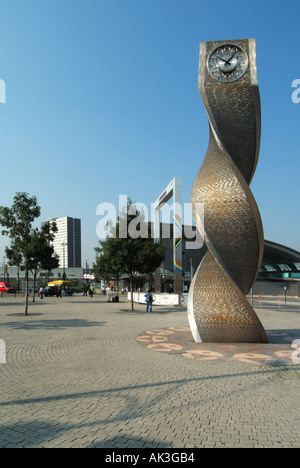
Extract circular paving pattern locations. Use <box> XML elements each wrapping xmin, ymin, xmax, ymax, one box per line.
<box><xmin>136</xmin><ymin>327</ymin><xmax>300</xmax><ymax>366</ymax></box>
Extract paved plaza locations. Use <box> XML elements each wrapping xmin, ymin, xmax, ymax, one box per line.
<box><xmin>0</xmin><ymin>293</ymin><xmax>299</xmax><ymax>448</ymax></box>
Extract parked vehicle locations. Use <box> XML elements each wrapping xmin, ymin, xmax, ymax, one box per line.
<box><xmin>43</xmin><ymin>286</ymin><xmax>58</xmax><ymax>297</ymax></box>
<box><xmin>0</xmin><ymin>282</ymin><xmax>16</xmax><ymax>294</ymax></box>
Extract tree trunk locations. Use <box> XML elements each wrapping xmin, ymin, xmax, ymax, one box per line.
<box><xmin>32</xmin><ymin>273</ymin><xmax>37</xmax><ymax>302</ymax></box>
<box><xmin>24</xmin><ymin>268</ymin><xmax>29</xmax><ymax>316</ymax></box>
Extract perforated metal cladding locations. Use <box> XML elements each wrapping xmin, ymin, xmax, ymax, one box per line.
<box><xmin>188</xmin><ymin>39</ymin><xmax>268</xmax><ymax>343</ymax></box>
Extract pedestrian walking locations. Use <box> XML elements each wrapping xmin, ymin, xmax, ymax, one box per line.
<box><xmin>144</xmin><ymin>289</ymin><xmax>155</xmax><ymax>312</ymax></box>
<box><xmin>106</xmin><ymin>285</ymin><xmax>112</xmax><ymax>302</ymax></box>
<box><xmin>39</xmin><ymin>286</ymin><xmax>44</xmax><ymax>299</ymax></box>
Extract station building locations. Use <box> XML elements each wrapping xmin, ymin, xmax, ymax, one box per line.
<box><xmin>122</xmin><ymin>223</ymin><xmax>300</xmax><ymax>297</ymax></box>
<box><xmin>2</xmin><ymin>222</ymin><xmax>300</xmax><ymax>297</ymax></box>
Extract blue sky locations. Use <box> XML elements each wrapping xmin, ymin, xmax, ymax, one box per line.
<box><xmin>0</xmin><ymin>0</ymin><xmax>299</xmax><ymax>267</ymax></box>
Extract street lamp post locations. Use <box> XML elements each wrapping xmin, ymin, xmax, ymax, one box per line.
<box><xmin>61</xmin><ymin>243</ymin><xmax>67</xmax><ymax>280</ymax></box>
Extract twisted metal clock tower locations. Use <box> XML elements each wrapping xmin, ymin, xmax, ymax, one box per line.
<box><xmin>188</xmin><ymin>39</ymin><xmax>268</xmax><ymax>343</ymax></box>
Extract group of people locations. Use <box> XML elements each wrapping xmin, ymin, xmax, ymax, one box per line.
<box><xmin>38</xmin><ymin>282</ymin><xmax>156</xmax><ymax>311</ymax></box>
<box><xmin>38</xmin><ymin>285</ymin><xmax>74</xmax><ymax>298</ymax></box>
<box><xmin>83</xmin><ymin>284</ymin><xmax>94</xmax><ymax>297</ymax></box>
<box><xmin>55</xmin><ymin>286</ymin><xmax>73</xmax><ymax>298</ymax></box>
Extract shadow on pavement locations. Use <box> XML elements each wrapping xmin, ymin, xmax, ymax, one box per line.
<box><xmin>0</xmin><ymin>318</ymin><xmax>106</xmax><ymax>330</ymax></box>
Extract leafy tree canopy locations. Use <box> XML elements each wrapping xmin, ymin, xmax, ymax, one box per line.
<box><xmin>94</xmin><ymin>199</ymin><xmax>165</xmax><ymax>310</ymax></box>
<box><xmin>0</xmin><ymin>193</ymin><xmax>58</xmax><ymax>313</ymax></box>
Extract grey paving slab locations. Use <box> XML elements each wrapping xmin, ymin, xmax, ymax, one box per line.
<box><xmin>0</xmin><ymin>293</ymin><xmax>299</xmax><ymax>448</ymax></box>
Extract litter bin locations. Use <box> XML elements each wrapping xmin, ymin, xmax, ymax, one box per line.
<box><xmin>115</xmin><ymin>296</ymin><xmax>119</xmax><ymax>303</ymax></box>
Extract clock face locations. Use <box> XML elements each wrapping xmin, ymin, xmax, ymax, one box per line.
<box><xmin>207</xmin><ymin>44</ymin><xmax>249</xmax><ymax>83</ymax></box>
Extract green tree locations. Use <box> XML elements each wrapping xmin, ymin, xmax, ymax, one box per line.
<box><xmin>94</xmin><ymin>237</ymin><xmax>121</xmax><ymax>282</ymax></box>
<box><xmin>94</xmin><ymin>236</ymin><xmax>124</xmax><ymax>297</ymax></box>
<box><xmin>27</xmin><ymin>221</ymin><xmax>59</xmax><ymax>302</ymax></box>
<box><xmin>0</xmin><ymin>193</ymin><xmax>41</xmax><ymax>315</ymax></box>
<box><xmin>94</xmin><ymin>200</ymin><xmax>165</xmax><ymax>310</ymax></box>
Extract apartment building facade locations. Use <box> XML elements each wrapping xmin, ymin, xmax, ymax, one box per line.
<box><xmin>51</xmin><ymin>217</ymin><xmax>82</xmax><ymax>269</ymax></box>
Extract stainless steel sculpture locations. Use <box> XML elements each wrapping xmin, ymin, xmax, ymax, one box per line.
<box><xmin>188</xmin><ymin>39</ymin><xmax>268</xmax><ymax>343</ymax></box>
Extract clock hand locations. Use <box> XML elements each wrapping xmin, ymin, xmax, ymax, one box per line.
<box><xmin>224</xmin><ymin>50</ymin><xmax>238</xmax><ymax>65</ymax></box>
<box><xmin>217</xmin><ymin>55</ymin><xmax>227</xmax><ymax>63</ymax></box>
